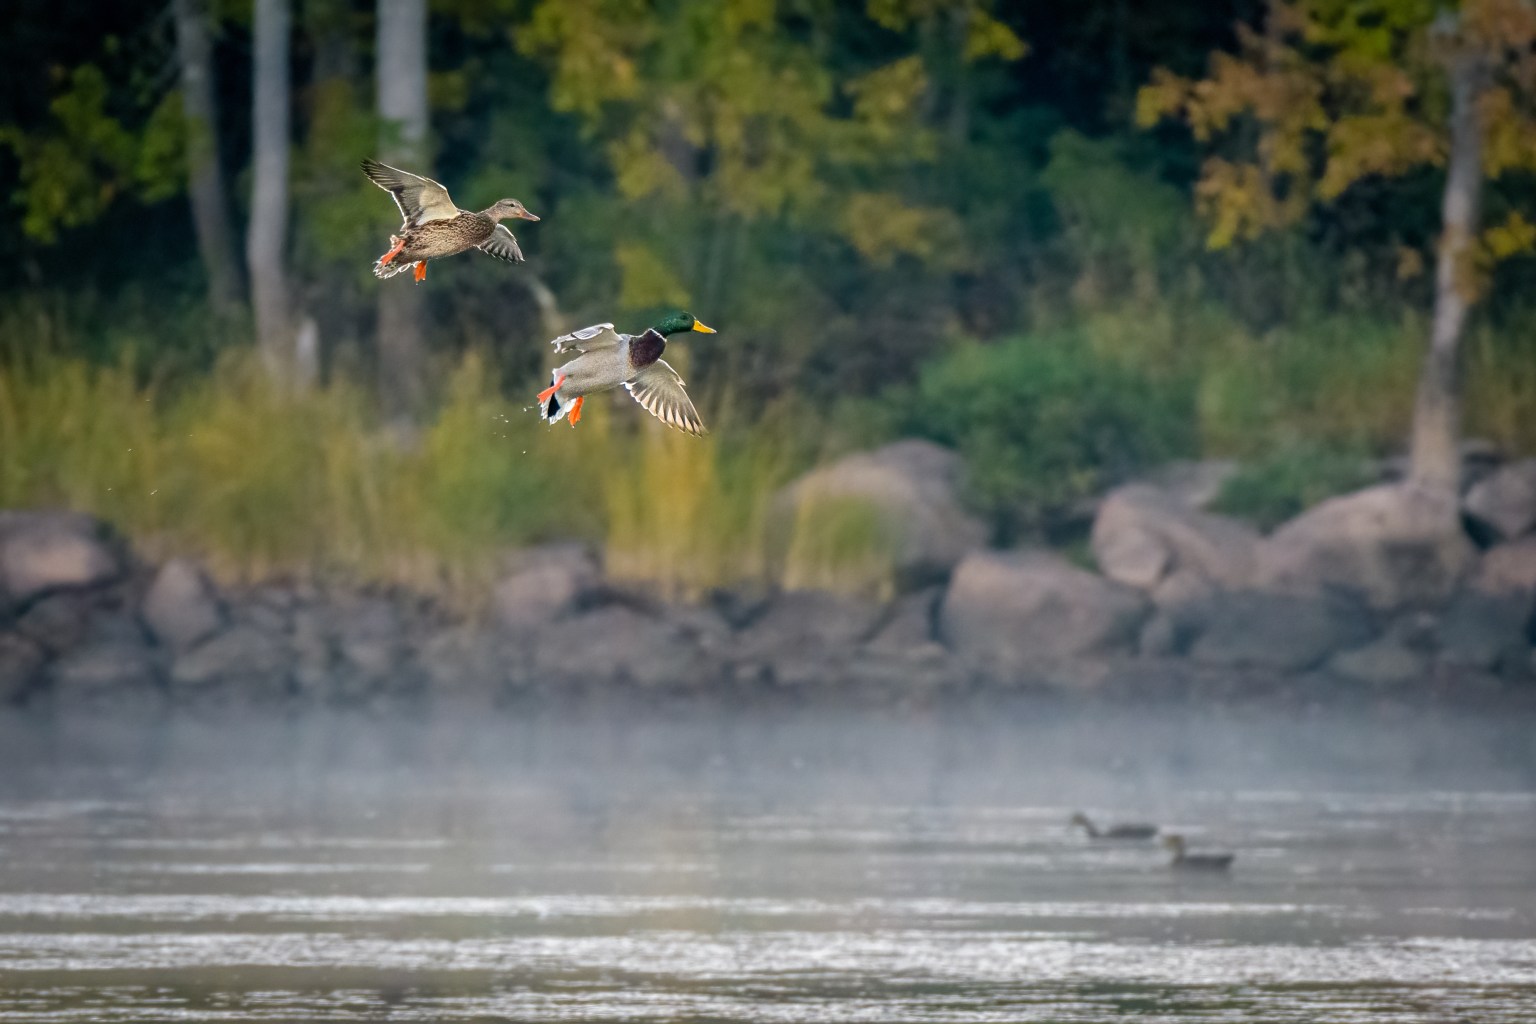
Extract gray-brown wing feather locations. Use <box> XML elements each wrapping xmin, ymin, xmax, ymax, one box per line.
<box><xmin>362</xmin><ymin>159</ymin><xmax>458</xmax><ymax>226</ymax></box>
<box><xmin>551</xmin><ymin>323</ymin><xmax>620</xmax><ymax>354</ymax></box>
<box><xmin>624</xmin><ymin>359</ymin><xmax>706</xmax><ymax>435</ymax></box>
<box><xmin>477</xmin><ymin>224</ymin><xmax>525</xmax><ymax>263</ymax></box>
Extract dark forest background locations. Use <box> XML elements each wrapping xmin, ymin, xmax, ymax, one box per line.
<box><xmin>3</xmin><ymin>0</ymin><xmax>1535</xmax><ymax>597</ymax></box>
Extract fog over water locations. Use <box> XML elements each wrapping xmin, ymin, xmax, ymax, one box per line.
<box><xmin>0</xmin><ymin>699</ymin><xmax>1533</xmax><ymax>1022</ymax></box>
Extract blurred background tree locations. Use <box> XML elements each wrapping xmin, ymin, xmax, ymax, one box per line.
<box><xmin>1139</xmin><ymin>0</ymin><xmax>1536</xmax><ymax>500</ymax></box>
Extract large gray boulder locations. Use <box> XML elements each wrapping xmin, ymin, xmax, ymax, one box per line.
<box><xmin>11</xmin><ymin>591</ymin><xmax>103</xmax><ymax>654</ymax></box>
<box><xmin>939</xmin><ymin>550</ymin><xmax>1148</xmax><ymax>669</ymax></box>
<box><xmin>1436</xmin><ymin>590</ymin><xmax>1531</xmax><ymax>674</ymax></box>
<box><xmin>771</xmin><ymin>440</ymin><xmax>987</xmax><ymax>590</ymax></box>
<box><xmin>1091</xmin><ymin>484</ymin><xmax>1259</xmax><ymax>590</ymax></box>
<box><xmin>1137</xmin><ymin>568</ymin><xmax>1222</xmax><ymax>655</ymax></box>
<box><xmin>531</xmin><ymin>606</ymin><xmax>707</xmax><ymax>689</ymax></box>
<box><xmin>1187</xmin><ymin>590</ymin><xmax>1375</xmax><ymax>673</ymax></box>
<box><xmin>1257</xmin><ymin>484</ymin><xmax>1475</xmax><ymax>610</ymax></box>
<box><xmin>1327</xmin><ymin>635</ymin><xmax>1429</xmax><ymax>686</ymax></box>
<box><xmin>1473</xmin><ymin>536</ymin><xmax>1536</xmax><ymax>596</ymax></box>
<box><xmin>866</xmin><ymin>587</ymin><xmax>943</xmax><ymax>656</ymax></box>
<box><xmin>735</xmin><ymin>590</ymin><xmax>888</xmax><ymax>660</ymax></box>
<box><xmin>1137</xmin><ymin>459</ymin><xmax>1240</xmax><ymax>510</ymax></box>
<box><xmin>0</xmin><ymin>632</ymin><xmax>45</xmax><ymax>703</ymax></box>
<box><xmin>727</xmin><ymin>590</ymin><xmax>889</xmax><ymax>688</ymax></box>
<box><xmin>170</xmin><ymin>624</ymin><xmax>291</xmax><ymax>696</ymax></box>
<box><xmin>419</xmin><ymin>626</ymin><xmax>512</xmax><ymax>698</ymax></box>
<box><xmin>0</xmin><ymin>510</ymin><xmax>124</xmax><ymax>611</ymax></box>
<box><xmin>1463</xmin><ymin>458</ymin><xmax>1536</xmax><ymax>542</ymax></box>
<box><xmin>49</xmin><ymin>640</ymin><xmax>162</xmax><ymax>700</ymax></box>
<box><xmin>492</xmin><ymin>543</ymin><xmax>599</xmax><ymax>632</ymax></box>
<box><xmin>141</xmin><ymin>559</ymin><xmax>224</xmax><ymax>652</ymax></box>
<box><xmin>331</xmin><ymin>597</ymin><xmax>415</xmax><ymax>700</ymax></box>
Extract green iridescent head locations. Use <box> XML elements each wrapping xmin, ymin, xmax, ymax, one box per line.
<box><xmin>650</xmin><ymin>311</ymin><xmax>716</xmax><ymax>336</ymax></box>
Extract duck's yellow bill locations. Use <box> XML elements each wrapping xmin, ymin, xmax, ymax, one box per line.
<box><xmin>692</xmin><ymin>320</ymin><xmax>716</xmax><ymax>334</ymax></box>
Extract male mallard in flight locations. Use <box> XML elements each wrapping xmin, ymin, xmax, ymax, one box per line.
<box><xmin>536</xmin><ymin>312</ymin><xmax>716</xmax><ymax>435</ymax></box>
<box><xmin>1163</xmin><ymin>834</ymin><xmax>1234</xmax><ymax>871</ymax></box>
<box><xmin>1070</xmin><ymin>812</ymin><xmax>1158</xmax><ymax>841</ymax></box>
<box><xmin>362</xmin><ymin>158</ymin><xmax>539</xmax><ymax>282</ymax></box>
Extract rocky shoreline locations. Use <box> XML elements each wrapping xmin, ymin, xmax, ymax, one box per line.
<box><xmin>5</xmin><ymin>441</ymin><xmax>1536</xmax><ymax>714</ymax></box>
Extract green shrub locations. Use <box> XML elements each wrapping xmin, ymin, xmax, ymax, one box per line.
<box><xmin>1211</xmin><ymin>443</ymin><xmax>1379</xmax><ymax>530</ymax></box>
<box><xmin>1196</xmin><ymin>313</ymin><xmax>1420</xmax><ymax>457</ymax></box>
<box><xmin>901</xmin><ymin>326</ymin><xmax>1197</xmax><ymax>536</ymax></box>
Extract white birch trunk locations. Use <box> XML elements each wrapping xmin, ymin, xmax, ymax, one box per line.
<box><xmin>1408</xmin><ymin>48</ymin><xmax>1487</xmax><ymax>497</ymax></box>
<box><xmin>375</xmin><ymin>0</ymin><xmax>429</xmax><ymax>416</ymax></box>
<box><xmin>171</xmin><ymin>0</ymin><xmax>241</xmax><ymax>312</ymax></box>
<box><xmin>247</xmin><ymin>0</ymin><xmax>294</xmax><ymax>384</ymax></box>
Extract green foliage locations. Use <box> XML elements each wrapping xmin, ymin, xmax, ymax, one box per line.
<box><xmin>1463</xmin><ymin>307</ymin><xmax>1536</xmax><ymax>455</ymax></box>
<box><xmin>0</xmin><ymin>64</ymin><xmax>184</xmax><ymax>242</ymax></box>
<box><xmin>1211</xmin><ymin>442</ymin><xmax>1378</xmax><ymax>530</ymax></box>
<box><xmin>1196</xmin><ymin>313</ymin><xmax>1422</xmax><ymax>456</ymax></box>
<box><xmin>1040</xmin><ymin>131</ymin><xmax>1195</xmax><ymax>303</ymax></box>
<box><xmin>900</xmin><ymin>325</ymin><xmax>1198</xmax><ymax>534</ymax></box>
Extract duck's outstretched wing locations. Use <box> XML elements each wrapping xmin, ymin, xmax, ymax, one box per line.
<box><xmin>361</xmin><ymin>159</ymin><xmax>458</xmax><ymax>226</ymax></box>
<box><xmin>624</xmin><ymin>358</ymin><xmax>706</xmax><ymax>435</ymax></box>
<box><xmin>477</xmin><ymin>224</ymin><xmax>525</xmax><ymax>263</ymax></box>
<box><xmin>550</xmin><ymin>323</ymin><xmax>620</xmax><ymax>354</ymax></box>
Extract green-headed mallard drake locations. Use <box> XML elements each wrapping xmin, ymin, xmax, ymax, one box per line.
<box><xmin>1070</xmin><ymin>812</ymin><xmax>1158</xmax><ymax>841</ymax></box>
<box><xmin>1163</xmin><ymin>834</ymin><xmax>1234</xmax><ymax>871</ymax></box>
<box><xmin>536</xmin><ymin>312</ymin><xmax>717</xmax><ymax>435</ymax></box>
<box><xmin>362</xmin><ymin>158</ymin><xmax>539</xmax><ymax>283</ymax></box>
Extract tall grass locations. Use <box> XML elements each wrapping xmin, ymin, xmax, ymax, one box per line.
<box><xmin>1465</xmin><ymin>316</ymin><xmax>1536</xmax><ymax>454</ymax></box>
<box><xmin>601</xmin><ymin>406</ymin><xmax>792</xmax><ymax>600</ymax></box>
<box><xmin>778</xmin><ymin>494</ymin><xmax>898</xmax><ymax>600</ymax></box>
<box><xmin>0</xmin><ymin>347</ymin><xmax>824</xmax><ymax>600</ymax></box>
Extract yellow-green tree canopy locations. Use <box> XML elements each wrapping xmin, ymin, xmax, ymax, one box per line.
<box><xmin>1137</xmin><ymin>0</ymin><xmax>1536</xmax><ymax>274</ymax></box>
<box><xmin>516</xmin><ymin>0</ymin><xmax>1023</xmax><ymax>307</ymax></box>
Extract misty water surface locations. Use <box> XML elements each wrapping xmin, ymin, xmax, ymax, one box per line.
<box><xmin>0</xmin><ymin>699</ymin><xmax>1533</xmax><ymax>1022</ymax></box>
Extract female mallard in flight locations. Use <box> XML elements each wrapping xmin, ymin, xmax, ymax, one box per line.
<box><xmin>362</xmin><ymin>158</ymin><xmax>539</xmax><ymax>282</ymax></box>
<box><xmin>1070</xmin><ymin>812</ymin><xmax>1158</xmax><ymax>841</ymax></box>
<box><xmin>1163</xmin><ymin>834</ymin><xmax>1234</xmax><ymax>871</ymax></box>
<box><xmin>536</xmin><ymin>312</ymin><xmax>716</xmax><ymax>435</ymax></box>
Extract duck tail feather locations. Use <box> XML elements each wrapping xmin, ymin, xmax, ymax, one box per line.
<box><xmin>373</xmin><ymin>258</ymin><xmax>413</xmax><ymax>280</ymax></box>
<box><xmin>541</xmin><ymin>390</ymin><xmax>565</xmax><ymax>425</ymax></box>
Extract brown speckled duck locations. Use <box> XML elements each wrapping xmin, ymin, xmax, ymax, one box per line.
<box><xmin>362</xmin><ymin>159</ymin><xmax>539</xmax><ymax>282</ymax></box>
<box><xmin>1163</xmin><ymin>834</ymin><xmax>1234</xmax><ymax>871</ymax></box>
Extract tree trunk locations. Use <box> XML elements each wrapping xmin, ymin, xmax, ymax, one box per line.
<box><xmin>375</xmin><ymin>0</ymin><xmax>429</xmax><ymax>418</ymax></box>
<box><xmin>1407</xmin><ymin>48</ymin><xmax>1487</xmax><ymax>497</ymax></box>
<box><xmin>171</xmin><ymin>0</ymin><xmax>241</xmax><ymax>313</ymax></box>
<box><xmin>247</xmin><ymin>0</ymin><xmax>295</xmax><ymax>384</ymax></box>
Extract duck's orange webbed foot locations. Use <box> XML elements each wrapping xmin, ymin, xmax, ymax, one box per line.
<box><xmin>536</xmin><ymin>373</ymin><xmax>566</xmax><ymax>404</ymax></box>
<box><xmin>568</xmin><ymin>396</ymin><xmax>584</xmax><ymax>426</ymax></box>
<box><xmin>412</xmin><ymin>261</ymin><xmax>427</xmax><ymax>283</ymax></box>
<box><xmin>378</xmin><ymin>235</ymin><xmax>406</xmax><ymax>266</ymax></box>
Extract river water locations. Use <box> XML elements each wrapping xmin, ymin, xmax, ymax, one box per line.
<box><xmin>0</xmin><ymin>701</ymin><xmax>1533</xmax><ymax>1022</ymax></box>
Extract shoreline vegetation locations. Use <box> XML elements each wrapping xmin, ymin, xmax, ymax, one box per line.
<box><xmin>7</xmin><ymin>302</ymin><xmax>1536</xmax><ymax>603</ymax></box>
<box><xmin>6</xmin><ymin>370</ymin><xmax>1536</xmax><ymax>711</ymax></box>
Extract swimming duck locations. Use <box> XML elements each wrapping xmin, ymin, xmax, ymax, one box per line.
<box><xmin>536</xmin><ymin>313</ymin><xmax>716</xmax><ymax>435</ymax></box>
<box><xmin>361</xmin><ymin>158</ymin><xmax>539</xmax><ymax>283</ymax></box>
<box><xmin>1163</xmin><ymin>834</ymin><xmax>1234</xmax><ymax>871</ymax></box>
<box><xmin>1070</xmin><ymin>812</ymin><xmax>1158</xmax><ymax>841</ymax></box>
